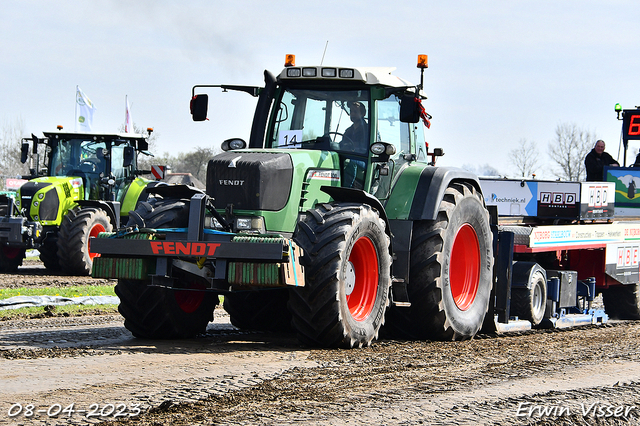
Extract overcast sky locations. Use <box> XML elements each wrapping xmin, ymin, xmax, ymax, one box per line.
<box><xmin>2</xmin><ymin>0</ymin><xmax>639</xmax><ymax>178</ymax></box>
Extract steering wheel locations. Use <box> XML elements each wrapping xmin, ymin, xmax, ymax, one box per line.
<box><xmin>327</xmin><ymin>132</ymin><xmax>356</xmax><ymax>152</ymax></box>
<box><xmin>79</xmin><ymin>159</ymin><xmax>99</xmax><ymax>173</ymax></box>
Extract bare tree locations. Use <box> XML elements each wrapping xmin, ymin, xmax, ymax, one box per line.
<box><xmin>0</xmin><ymin>118</ymin><xmax>30</xmax><ymax>186</ymax></box>
<box><xmin>509</xmin><ymin>138</ymin><xmax>539</xmax><ymax>178</ymax></box>
<box><xmin>171</xmin><ymin>147</ymin><xmax>215</xmax><ymax>182</ymax></box>
<box><xmin>548</xmin><ymin>123</ymin><xmax>597</xmax><ymax>181</ymax></box>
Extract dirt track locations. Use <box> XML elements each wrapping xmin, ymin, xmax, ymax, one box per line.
<box><xmin>2</xmin><ymin>264</ymin><xmax>640</xmax><ymax>425</ymax></box>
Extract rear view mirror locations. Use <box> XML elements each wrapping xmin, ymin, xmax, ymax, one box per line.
<box><xmin>399</xmin><ymin>95</ymin><xmax>420</xmax><ymax>123</ymax></box>
<box><xmin>191</xmin><ymin>94</ymin><xmax>209</xmax><ymax>121</ymax></box>
<box><xmin>20</xmin><ymin>142</ymin><xmax>29</xmax><ymax>163</ymax></box>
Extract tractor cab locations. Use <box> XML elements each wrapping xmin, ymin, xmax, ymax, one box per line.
<box><xmin>23</xmin><ymin>130</ymin><xmax>150</xmax><ymax>203</ymax></box>
<box><xmin>190</xmin><ymin>55</ymin><xmax>441</xmax><ymax>208</ymax></box>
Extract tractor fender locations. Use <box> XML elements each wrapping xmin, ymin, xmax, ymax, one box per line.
<box><xmin>76</xmin><ymin>200</ymin><xmax>120</xmax><ymax>228</ymax></box>
<box><xmin>119</xmin><ymin>178</ymin><xmax>152</xmax><ymax>216</ymax></box>
<box><xmin>407</xmin><ymin>166</ymin><xmax>483</xmax><ymax>221</ymax></box>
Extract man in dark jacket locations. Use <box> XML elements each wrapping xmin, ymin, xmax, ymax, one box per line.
<box><xmin>585</xmin><ymin>140</ymin><xmax>619</xmax><ymax>181</ymax></box>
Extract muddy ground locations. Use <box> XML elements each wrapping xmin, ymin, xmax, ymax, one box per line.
<box><xmin>1</xmin><ymin>262</ymin><xmax>640</xmax><ymax>425</ymax></box>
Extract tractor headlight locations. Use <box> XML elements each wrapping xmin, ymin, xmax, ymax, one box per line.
<box><xmin>234</xmin><ymin>216</ymin><xmax>265</xmax><ymax>233</ymax></box>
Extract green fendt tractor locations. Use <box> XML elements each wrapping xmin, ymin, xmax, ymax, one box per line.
<box><xmin>91</xmin><ymin>55</ymin><xmax>494</xmax><ymax>348</ymax></box>
<box><xmin>0</xmin><ymin>129</ymin><xmax>155</xmax><ymax>275</ymax></box>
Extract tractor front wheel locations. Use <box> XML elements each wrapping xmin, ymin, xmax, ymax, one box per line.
<box><xmin>289</xmin><ymin>203</ymin><xmax>391</xmax><ymax>348</ymax></box>
<box><xmin>57</xmin><ymin>207</ymin><xmax>112</xmax><ymax>275</ymax></box>
<box><xmin>116</xmin><ymin>278</ymin><xmax>217</xmax><ymax>339</ymax></box>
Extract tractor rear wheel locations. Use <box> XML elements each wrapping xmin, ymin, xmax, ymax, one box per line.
<box><xmin>602</xmin><ymin>283</ymin><xmax>640</xmax><ymax>320</ymax></box>
<box><xmin>116</xmin><ymin>278</ymin><xmax>217</xmax><ymax>339</ymax></box>
<box><xmin>224</xmin><ymin>289</ymin><xmax>292</xmax><ymax>332</ymax></box>
<box><xmin>386</xmin><ymin>182</ymin><xmax>493</xmax><ymax>341</ymax></box>
<box><xmin>0</xmin><ymin>246</ymin><xmax>25</xmax><ymax>272</ymax></box>
<box><xmin>289</xmin><ymin>203</ymin><xmax>391</xmax><ymax>348</ymax></box>
<box><xmin>57</xmin><ymin>207</ymin><xmax>112</xmax><ymax>275</ymax></box>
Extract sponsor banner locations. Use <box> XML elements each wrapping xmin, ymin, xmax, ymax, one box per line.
<box><xmin>480</xmin><ymin>178</ymin><xmax>537</xmax><ymax>216</ymax></box>
<box><xmin>579</xmin><ymin>182</ymin><xmax>615</xmax><ymax>219</ymax></box>
<box><xmin>605</xmin><ymin>242</ymin><xmax>640</xmax><ymax>284</ymax></box>
<box><xmin>537</xmin><ymin>181</ymin><xmax>580</xmax><ymax>218</ymax></box>
<box><xmin>525</xmin><ymin>222</ymin><xmax>640</xmax><ymax>248</ymax></box>
<box><xmin>5</xmin><ymin>178</ymin><xmax>28</xmax><ymax>190</ymax></box>
<box><xmin>605</xmin><ymin>166</ymin><xmax>640</xmax><ymax>215</ymax></box>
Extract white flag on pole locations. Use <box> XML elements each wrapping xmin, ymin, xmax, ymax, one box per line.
<box><xmin>75</xmin><ymin>86</ymin><xmax>96</xmax><ymax>132</ymax></box>
<box><xmin>125</xmin><ymin>95</ymin><xmax>133</xmax><ymax>133</ymax></box>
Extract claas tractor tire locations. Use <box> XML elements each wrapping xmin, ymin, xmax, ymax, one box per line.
<box><xmin>57</xmin><ymin>207</ymin><xmax>112</xmax><ymax>276</ymax></box>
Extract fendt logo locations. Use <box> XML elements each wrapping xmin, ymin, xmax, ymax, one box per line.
<box><xmin>540</xmin><ymin>192</ymin><xmax>576</xmax><ymax>205</ymax></box>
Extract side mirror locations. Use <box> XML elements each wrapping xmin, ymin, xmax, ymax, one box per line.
<box><xmin>123</xmin><ymin>146</ymin><xmax>134</xmax><ymax>167</ymax></box>
<box><xmin>20</xmin><ymin>142</ymin><xmax>29</xmax><ymax>163</ymax></box>
<box><xmin>399</xmin><ymin>95</ymin><xmax>420</xmax><ymax>123</ymax></box>
<box><xmin>221</xmin><ymin>138</ymin><xmax>247</xmax><ymax>151</ymax></box>
<box><xmin>191</xmin><ymin>94</ymin><xmax>209</xmax><ymax>121</ymax></box>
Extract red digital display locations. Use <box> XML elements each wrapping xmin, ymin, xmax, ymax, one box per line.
<box><xmin>622</xmin><ymin>109</ymin><xmax>640</xmax><ymax>140</ymax></box>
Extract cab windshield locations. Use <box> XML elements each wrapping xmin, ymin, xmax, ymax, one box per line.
<box><xmin>270</xmin><ymin>89</ymin><xmax>370</xmax><ymax>156</ymax></box>
<box><xmin>50</xmin><ymin>139</ymin><xmax>107</xmax><ymax>177</ymax></box>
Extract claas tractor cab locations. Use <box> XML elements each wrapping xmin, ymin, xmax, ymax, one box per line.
<box><xmin>0</xmin><ymin>128</ymin><xmax>155</xmax><ymax>274</ymax></box>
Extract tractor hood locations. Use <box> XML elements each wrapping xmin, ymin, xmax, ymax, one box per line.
<box><xmin>17</xmin><ymin>176</ymin><xmax>83</xmax><ymax>225</ymax></box>
<box><xmin>205</xmin><ymin>149</ymin><xmax>340</xmax><ymax>233</ymax></box>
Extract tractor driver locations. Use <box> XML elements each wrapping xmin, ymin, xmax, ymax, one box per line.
<box><xmin>343</xmin><ymin>101</ymin><xmax>369</xmax><ymax>153</ymax></box>
<box><xmin>341</xmin><ymin>101</ymin><xmax>368</xmax><ymax>189</ymax></box>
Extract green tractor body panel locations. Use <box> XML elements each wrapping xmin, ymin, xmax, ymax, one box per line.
<box><xmin>208</xmin><ymin>149</ymin><xmax>340</xmax><ymax>233</ymax></box>
<box><xmin>119</xmin><ymin>177</ymin><xmax>152</xmax><ymax>218</ymax></box>
<box><xmin>383</xmin><ymin>163</ymin><xmax>429</xmax><ymax>220</ymax></box>
<box><xmin>17</xmin><ymin>176</ymin><xmax>84</xmax><ymax>227</ymax></box>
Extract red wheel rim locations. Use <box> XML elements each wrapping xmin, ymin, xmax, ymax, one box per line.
<box><xmin>174</xmin><ymin>281</ymin><xmax>206</xmax><ymax>314</ymax></box>
<box><xmin>346</xmin><ymin>236</ymin><xmax>379</xmax><ymax>321</ymax></box>
<box><xmin>87</xmin><ymin>223</ymin><xmax>106</xmax><ymax>260</ymax></box>
<box><xmin>450</xmin><ymin>223</ymin><xmax>480</xmax><ymax>311</ymax></box>
<box><xmin>2</xmin><ymin>247</ymin><xmax>22</xmax><ymax>259</ymax></box>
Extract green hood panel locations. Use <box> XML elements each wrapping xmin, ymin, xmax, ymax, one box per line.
<box><xmin>17</xmin><ymin>176</ymin><xmax>84</xmax><ymax>226</ymax></box>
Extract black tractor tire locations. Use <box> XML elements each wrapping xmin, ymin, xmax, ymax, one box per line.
<box><xmin>57</xmin><ymin>207</ymin><xmax>113</xmax><ymax>275</ymax></box>
<box><xmin>510</xmin><ymin>262</ymin><xmax>547</xmax><ymax>326</ymax></box>
<box><xmin>116</xmin><ymin>278</ymin><xmax>217</xmax><ymax>339</ymax></box>
<box><xmin>117</xmin><ymin>194</ymin><xmax>216</xmax><ymax>338</ymax></box>
<box><xmin>126</xmin><ymin>198</ymin><xmax>190</xmax><ymax>229</ymax></box>
<box><xmin>602</xmin><ymin>283</ymin><xmax>640</xmax><ymax>320</ymax></box>
<box><xmin>0</xmin><ymin>246</ymin><xmax>25</xmax><ymax>272</ymax></box>
<box><xmin>224</xmin><ymin>289</ymin><xmax>293</xmax><ymax>332</ymax></box>
<box><xmin>39</xmin><ymin>234</ymin><xmax>61</xmax><ymax>271</ymax></box>
<box><xmin>385</xmin><ymin>182</ymin><xmax>493</xmax><ymax>341</ymax></box>
<box><xmin>289</xmin><ymin>203</ymin><xmax>391</xmax><ymax>348</ymax></box>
